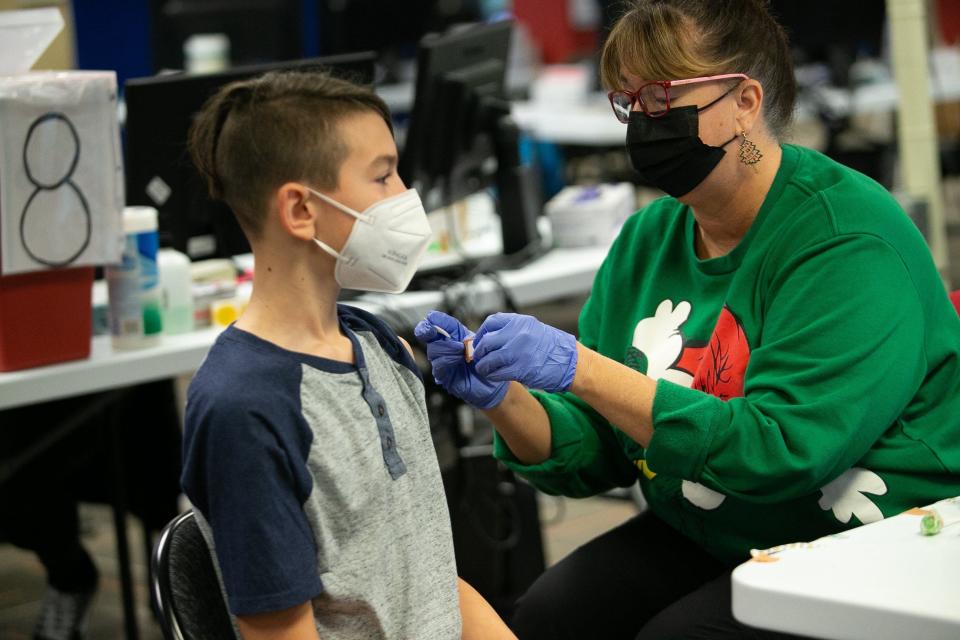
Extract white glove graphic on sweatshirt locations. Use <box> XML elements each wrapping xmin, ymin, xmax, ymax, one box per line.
<box><xmin>681</xmin><ymin>480</ymin><xmax>726</xmax><ymax>510</ymax></box>
<box><xmin>818</xmin><ymin>467</ymin><xmax>888</xmax><ymax>525</ymax></box>
<box><xmin>631</xmin><ymin>299</ymin><xmax>694</xmax><ymax>386</ymax></box>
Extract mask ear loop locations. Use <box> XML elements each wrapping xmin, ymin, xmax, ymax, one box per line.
<box><xmin>699</xmin><ymin>81</ymin><xmax>753</xmax><ymax>161</ymax></box>
<box><xmin>696</xmin><ymin>80</ymin><xmax>742</xmax><ymax>114</ymax></box>
<box><xmin>305</xmin><ymin>187</ymin><xmax>370</xmax><ymax>223</ymax></box>
<box><xmin>304</xmin><ymin>187</ymin><xmax>351</xmax><ymax>259</ymax></box>
<box><xmin>312</xmin><ymin>236</ymin><xmax>341</xmax><ymax>259</ymax></box>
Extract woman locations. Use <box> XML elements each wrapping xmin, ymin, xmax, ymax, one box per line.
<box><xmin>416</xmin><ymin>1</ymin><xmax>960</xmax><ymax>638</ymax></box>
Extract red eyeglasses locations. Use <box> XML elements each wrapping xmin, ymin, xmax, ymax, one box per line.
<box><xmin>608</xmin><ymin>73</ymin><xmax>748</xmax><ymax>122</ymax></box>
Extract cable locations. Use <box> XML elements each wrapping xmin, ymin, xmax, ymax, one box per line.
<box><xmin>481</xmin><ymin>270</ymin><xmax>520</xmax><ymax>314</ymax></box>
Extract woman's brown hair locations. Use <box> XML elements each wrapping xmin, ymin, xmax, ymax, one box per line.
<box><xmin>188</xmin><ymin>70</ymin><xmax>392</xmax><ymax>237</ymax></box>
<box><xmin>600</xmin><ymin>0</ymin><xmax>797</xmax><ymax>139</ymax></box>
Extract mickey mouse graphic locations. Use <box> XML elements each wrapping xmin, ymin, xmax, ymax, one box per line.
<box><xmin>625</xmin><ymin>299</ymin><xmax>750</xmax><ymax>397</ymax></box>
<box><xmin>625</xmin><ymin>299</ymin><xmax>703</xmax><ymax>386</ymax></box>
<box><xmin>628</xmin><ymin>298</ymin><xmax>889</xmax><ymax>521</ymax></box>
<box><xmin>626</xmin><ymin>300</ymin><xmax>731</xmax><ymax>509</ymax></box>
<box><xmin>690</xmin><ymin>304</ymin><xmax>751</xmax><ymax>399</ymax></box>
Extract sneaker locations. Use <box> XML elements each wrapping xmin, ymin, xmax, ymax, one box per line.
<box><xmin>33</xmin><ymin>584</ymin><xmax>96</xmax><ymax>640</ymax></box>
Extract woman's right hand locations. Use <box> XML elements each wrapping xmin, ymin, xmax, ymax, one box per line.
<box><xmin>414</xmin><ymin>310</ymin><xmax>509</xmax><ymax>410</ymax></box>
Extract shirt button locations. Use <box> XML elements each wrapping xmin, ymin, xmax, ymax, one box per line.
<box><xmin>377</xmin><ymin>404</ymin><xmax>385</xmax><ymax>417</ymax></box>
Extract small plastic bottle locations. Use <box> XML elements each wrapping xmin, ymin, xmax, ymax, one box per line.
<box><xmin>107</xmin><ymin>206</ymin><xmax>162</xmax><ymax>348</ymax></box>
<box><xmin>158</xmin><ymin>248</ymin><xmax>194</xmax><ymax>334</ymax></box>
<box><xmin>183</xmin><ymin>33</ymin><xmax>230</xmax><ymax>74</ymax></box>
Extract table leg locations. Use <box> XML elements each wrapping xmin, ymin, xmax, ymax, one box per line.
<box><xmin>109</xmin><ymin>406</ymin><xmax>140</xmax><ymax>640</ymax></box>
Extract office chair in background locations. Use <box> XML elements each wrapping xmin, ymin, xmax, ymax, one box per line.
<box><xmin>151</xmin><ymin>510</ymin><xmax>235</xmax><ymax>640</ymax></box>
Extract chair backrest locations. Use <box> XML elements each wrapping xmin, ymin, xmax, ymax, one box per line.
<box><xmin>152</xmin><ymin>510</ymin><xmax>236</xmax><ymax>640</ymax></box>
<box><xmin>950</xmin><ymin>290</ymin><xmax>960</xmax><ymax>317</ymax></box>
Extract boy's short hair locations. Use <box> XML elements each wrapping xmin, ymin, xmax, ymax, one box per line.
<box><xmin>188</xmin><ymin>70</ymin><xmax>392</xmax><ymax>237</ymax></box>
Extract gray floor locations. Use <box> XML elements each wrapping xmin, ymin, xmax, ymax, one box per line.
<box><xmin>0</xmin><ymin>495</ymin><xmax>638</xmax><ymax>639</ymax></box>
<box><xmin>0</xmin><ymin>504</ymin><xmax>162</xmax><ymax>640</ymax></box>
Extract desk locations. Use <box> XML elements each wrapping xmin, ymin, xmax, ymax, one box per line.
<box><xmin>0</xmin><ymin>244</ymin><xmax>607</xmax><ymax>411</ymax></box>
<box><xmin>732</xmin><ymin>496</ymin><xmax>960</xmax><ymax>640</ymax></box>
<box><xmin>0</xmin><ymin>327</ymin><xmax>220</xmax><ymax>411</ymax></box>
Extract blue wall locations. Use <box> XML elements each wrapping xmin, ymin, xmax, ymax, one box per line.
<box><xmin>71</xmin><ymin>1</ymin><xmax>320</xmax><ymax>90</ymax></box>
<box><xmin>71</xmin><ymin>0</ymin><xmax>153</xmax><ymax>89</ymax></box>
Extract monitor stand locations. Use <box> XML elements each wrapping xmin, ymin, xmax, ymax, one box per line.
<box><xmin>491</xmin><ymin>112</ymin><xmax>543</xmax><ymax>260</ymax></box>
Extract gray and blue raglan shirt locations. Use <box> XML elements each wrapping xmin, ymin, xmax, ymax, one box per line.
<box><xmin>181</xmin><ymin>304</ymin><xmax>461</xmax><ymax>639</ymax></box>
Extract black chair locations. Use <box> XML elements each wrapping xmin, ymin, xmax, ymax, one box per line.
<box><xmin>151</xmin><ymin>510</ymin><xmax>236</xmax><ymax>640</ymax></box>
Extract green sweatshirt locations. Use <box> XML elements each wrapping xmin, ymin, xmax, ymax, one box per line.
<box><xmin>494</xmin><ymin>144</ymin><xmax>960</xmax><ymax>563</ymax></box>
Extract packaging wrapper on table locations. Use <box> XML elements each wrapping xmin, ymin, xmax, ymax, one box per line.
<box><xmin>0</xmin><ymin>8</ymin><xmax>124</xmax><ymax>371</ymax></box>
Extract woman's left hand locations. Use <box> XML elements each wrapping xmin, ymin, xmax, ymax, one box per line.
<box><xmin>473</xmin><ymin>313</ymin><xmax>578</xmax><ymax>393</ymax></box>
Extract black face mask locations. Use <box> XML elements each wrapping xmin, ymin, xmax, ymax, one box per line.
<box><xmin>626</xmin><ymin>93</ymin><xmax>738</xmax><ymax>198</ymax></box>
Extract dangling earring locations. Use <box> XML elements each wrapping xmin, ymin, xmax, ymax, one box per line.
<box><xmin>738</xmin><ymin>131</ymin><xmax>762</xmax><ymax>172</ymax></box>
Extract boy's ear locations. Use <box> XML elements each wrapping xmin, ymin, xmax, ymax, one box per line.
<box><xmin>274</xmin><ymin>182</ymin><xmax>317</xmax><ymax>241</ymax></box>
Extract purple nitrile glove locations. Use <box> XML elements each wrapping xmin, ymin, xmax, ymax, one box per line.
<box><xmin>413</xmin><ymin>310</ymin><xmax>509</xmax><ymax>410</ymax></box>
<box><xmin>472</xmin><ymin>312</ymin><xmax>578</xmax><ymax>393</ymax></box>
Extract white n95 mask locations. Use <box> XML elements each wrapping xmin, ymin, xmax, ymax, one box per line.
<box><xmin>308</xmin><ymin>187</ymin><xmax>432</xmax><ymax>294</ymax></box>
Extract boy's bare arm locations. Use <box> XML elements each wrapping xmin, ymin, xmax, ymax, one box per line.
<box><xmin>237</xmin><ymin>601</ymin><xmax>321</xmax><ymax>640</ymax></box>
<box><xmin>458</xmin><ymin>577</ymin><xmax>517</xmax><ymax>639</ymax></box>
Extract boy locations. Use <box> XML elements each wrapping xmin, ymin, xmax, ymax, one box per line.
<box><xmin>181</xmin><ymin>70</ymin><xmax>513</xmax><ymax>639</ymax></box>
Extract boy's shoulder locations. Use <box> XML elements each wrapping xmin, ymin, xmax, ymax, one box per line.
<box><xmin>338</xmin><ymin>304</ymin><xmax>420</xmax><ymax>380</ymax></box>
<box><xmin>192</xmin><ymin>324</ymin><xmax>298</xmax><ymax>391</ymax></box>
<box><xmin>186</xmin><ymin>325</ymin><xmax>306</xmax><ymax>431</ymax></box>
<box><xmin>186</xmin><ymin>306</ymin><xmax>419</xmax><ymax>421</ymax></box>
<box><xmin>338</xmin><ymin>303</ymin><xmax>400</xmax><ymax>349</ymax></box>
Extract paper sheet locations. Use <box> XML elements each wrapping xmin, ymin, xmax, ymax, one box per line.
<box><xmin>0</xmin><ymin>71</ymin><xmax>124</xmax><ymax>274</ymax></box>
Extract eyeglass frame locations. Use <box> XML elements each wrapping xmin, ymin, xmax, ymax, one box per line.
<box><xmin>607</xmin><ymin>73</ymin><xmax>749</xmax><ymax>123</ymax></box>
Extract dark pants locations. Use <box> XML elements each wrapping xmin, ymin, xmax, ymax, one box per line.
<box><xmin>0</xmin><ymin>440</ymin><xmax>98</xmax><ymax>592</ymax></box>
<box><xmin>511</xmin><ymin>510</ymin><xmax>809</xmax><ymax>640</ymax></box>
<box><xmin>0</xmin><ymin>380</ymin><xmax>183</xmax><ymax>591</ymax></box>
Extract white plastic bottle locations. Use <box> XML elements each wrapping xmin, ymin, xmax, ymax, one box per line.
<box><xmin>106</xmin><ymin>206</ymin><xmax>162</xmax><ymax>348</ymax></box>
<box><xmin>183</xmin><ymin>33</ymin><xmax>230</xmax><ymax>74</ymax></box>
<box><xmin>158</xmin><ymin>248</ymin><xmax>194</xmax><ymax>334</ymax></box>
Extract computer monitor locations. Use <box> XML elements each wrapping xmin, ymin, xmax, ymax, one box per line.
<box><xmin>123</xmin><ymin>53</ymin><xmax>376</xmax><ymax>259</ymax></box>
<box><xmin>316</xmin><ymin>0</ymin><xmax>483</xmax><ymax>79</ymax></box>
<box><xmin>399</xmin><ymin>20</ymin><xmax>541</xmax><ymax>260</ymax></box>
